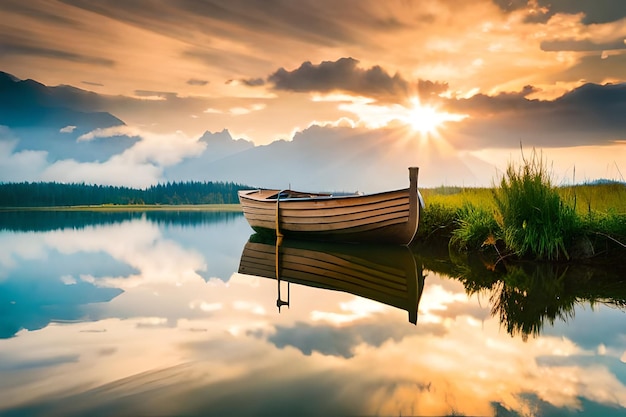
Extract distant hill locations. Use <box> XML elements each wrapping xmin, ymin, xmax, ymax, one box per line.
<box><xmin>0</xmin><ymin>71</ymin><xmax>123</xmax><ymax>131</ymax></box>
<box><xmin>0</xmin><ymin>71</ymin><xmax>136</xmax><ymax>163</ymax></box>
<box><xmin>584</xmin><ymin>178</ymin><xmax>626</xmax><ymax>186</ymax></box>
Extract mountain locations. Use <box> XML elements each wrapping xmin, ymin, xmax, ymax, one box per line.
<box><xmin>0</xmin><ymin>71</ymin><xmax>123</xmax><ymax>130</ymax></box>
<box><xmin>0</xmin><ymin>71</ymin><xmax>137</xmax><ymax>163</ymax></box>
<box><xmin>164</xmin><ymin>129</ymin><xmax>254</xmax><ymax>181</ymax></box>
<box><xmin>165</xmin><ymin>124</ymin><xmax>495</xmax><ymax>192</ymax></box>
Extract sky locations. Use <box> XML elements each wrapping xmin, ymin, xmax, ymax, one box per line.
<box><xmin>1</xmin><ymin>0</ymin><xmax>626</xmax><ymax>188</ymax></box>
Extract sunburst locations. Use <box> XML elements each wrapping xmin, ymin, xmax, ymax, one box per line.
<box><xmin>403</xmin><ymin>97</ymin><xmax>467</xmax><ymax>135</ymax></box>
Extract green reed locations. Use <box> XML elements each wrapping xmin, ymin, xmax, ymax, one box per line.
<box><xmin>418</xmin><ymin>151</ymin><xmax>626</xmax><ymax>261</ymax></box>
<box><xmin>492</xmin><ymin>151</ymin><xmax>577</xmax><ymax>260</ymax></box>
<box><xmin>449</xmin><ymin>204</ymin><xmax>498</xmax><ymax>251</ymax></box>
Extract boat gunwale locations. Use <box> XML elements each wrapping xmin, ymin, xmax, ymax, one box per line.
<box><xmin>237</xmin><ymin>187</ymin><xmax>409</xmax><ymax>204</ymax></box>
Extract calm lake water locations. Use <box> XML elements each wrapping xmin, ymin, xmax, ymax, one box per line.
<box><xmin>1</xmin><ymin>211</ymin><xmax>625</xmax><ymax>417</ymax></box>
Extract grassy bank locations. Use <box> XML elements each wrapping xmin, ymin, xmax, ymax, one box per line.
<box><xmin>416</xmin><ymin>154</ymin><xmax>626</xmax><ymax>263</ymax></box>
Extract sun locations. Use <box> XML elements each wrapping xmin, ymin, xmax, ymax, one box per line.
<box><xmin>404</xmin><ymin>97</ymin><xmax>466</xmax><ymax>135</ymax></box>
<box><xmin>406</xmin><ymin>102</ymin><xmax>443</xmax><ymax>134</ymax></box>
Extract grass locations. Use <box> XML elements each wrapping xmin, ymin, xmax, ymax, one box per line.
<box><xmin>560</xmin><ymin>182</ymin><xmax>626</xmax><ymax>215</ymax></box>
<box><xmin>418</xmin><ymin>152</ymin><xmax>626</xmax><ymax>262</ymax></box>
<box><xmin>493</xmin><ymin>151</ymin><xmax>577</xmax><ymax>260</ymax></box>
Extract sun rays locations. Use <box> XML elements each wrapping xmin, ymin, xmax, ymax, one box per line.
<box><xmin>403</xmin><ymin>97</ymin><xmax>468</xmax><ymax>136</ymax></box>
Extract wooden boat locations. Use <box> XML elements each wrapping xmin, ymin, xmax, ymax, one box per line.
<box><xmin>238</xmin><ymin>236</ymin><xmax>425</xmax><ymax>324</ymax></box>
<box><xmin>238</xmin><ymin>167</ymin><xmax>421</xmax><ymax>245</ymax></box>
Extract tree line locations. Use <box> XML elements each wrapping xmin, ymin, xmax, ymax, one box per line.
<box><xmin>0</xmin><ymin>181</ymin><xmax>254</xmax><ymax>207</ymax></box>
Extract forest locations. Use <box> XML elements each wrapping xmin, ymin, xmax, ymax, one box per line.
<box><xmin>0</xmin><ymin>181</ymin><xmax>253</xmax><ymax>207</ymax></box>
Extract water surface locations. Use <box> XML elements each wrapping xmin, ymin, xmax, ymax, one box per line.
<box><xmin>1</xmin><ymin>211</ymin><xmax>625</xmax><ymax>416</ymax></box>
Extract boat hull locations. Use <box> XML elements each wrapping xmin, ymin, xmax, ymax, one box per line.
<box><xmin>238</xmin><ymin>167</ymin><xmax>420</xmax><ymax>245</ymax></box>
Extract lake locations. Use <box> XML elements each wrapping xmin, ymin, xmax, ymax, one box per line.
<box><xmin>1</xmin><ymin>211</ymin><xmax>625</xmax><ymax>417</ymax></box>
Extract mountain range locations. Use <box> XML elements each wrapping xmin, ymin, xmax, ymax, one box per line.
<box><xmin>0</xmin><ymin>71</ymin><xmax>137</xmax><ymax>163</ymax></box>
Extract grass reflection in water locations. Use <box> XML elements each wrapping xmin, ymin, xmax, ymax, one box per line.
<box><xmin>415</xmin><ymin>242</ymin><xmax>626</xmax><ymax>340</ymax></box>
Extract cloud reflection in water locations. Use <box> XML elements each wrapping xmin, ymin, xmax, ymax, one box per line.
<box><xmin>0</xmin><ymin>213</ymin><xmax>624</xmax><ymax>416</ymax></box>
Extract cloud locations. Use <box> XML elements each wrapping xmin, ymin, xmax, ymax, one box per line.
<box><xmin>81</xmin><ymin>80</ymin><xmax>104</xmax><ymax>87</ymax></box>
<box><xmin>417</xmin><ymin>79</ymin><xmax>449</xmax><ymax>99</ymax></box>
<box><xmin>552</xmin><ymin>53</ymin><xmax>626</xmax><ymax>85</ymax></box>
<box><xmin>267</xmin><ymin>319</ymin><xmax>422</xmax><ymax>358</ymax></box>
<box><xmin>268</xmin><ymin>57</ymin><xmax>409</xmax><ymax>101</ymax></box>
<box><xmin>445</xmin><ymin>82</ymin><xmax>626</xmax><ymax>148</ymax></box>
<box><xmin>186</xmin><ymin>78</ymin><xmax>208</xmax><ymax>86</ymax></box>
<box><xmin>265</xmin><ymin>58</ymin><xmax>449</xmax><ymax>105</ymax></box>
<box><xmin>447</xmin><ymin>86</ymin><xmax>539</xmax><ymax>115</ymax></box>
<box><xmin>541</xmin><ymin>39</ymin><xmax>626</xmax><ymax>52</ymax></box>
<box><xmin>0</xmin><ymin>128</ymin><xmax>48</xmax><ymax>182</ymax></box>
<box><xmin>59</xmin><ymin>125</ymin><xmax>76</xmax><ymax>133</ymax></box>
<box><xmin>1</xmin><ymin>1</ymin><xmax>78</xmax><ymax>26</ymax></box>
<box><xmin>133</xmin><ymin>90</ymin><xmax>179</xmax><ymax>100</ymax></box>
<box><xmin>239</xmin><ymin>78</ymin><xmax>265</xmax><ymax>87</ymax></box>
<box><xmin>1</xmin><ymin>125</ymin><xmax>207</xmax><ymax>187</ymax></box>
<box><xmin>61</xmin><ymin>0</ymin><xmax>363</xmax><ymax>47</ymax></box>
<box><xmin>77</xmin><ymin>126</ymin><xmax>206</xmax><ymax>165</ymax></box>
<box><xmin>0</xmin><ymin>39</ymin><xmax>115</xmax><ymax>67</ymax></box>
<box><xmin>42</xmin><ymin>157</ymin><xmax>163</xmax><ymax>188</ymax></box>
<box><xmin>493</xmin><ymin>0</ymin><xmax>626</xmax><ymax>24</ymax></box>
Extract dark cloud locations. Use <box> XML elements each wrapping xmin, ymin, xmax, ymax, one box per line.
<box><xmin>552</xmin><ymin>52</ymin><xmax>626</xmax><ymax>83</ymax></box>
<box><xmin>491</xmin><ymin>0</ymin><xmax>527</xmax><ymax>12</ymax></box>
<box><xmin>240</xmin><ymin>77</ymin><xmax>265</xmax><ymax>87</ymax></box>
<box><xmin>541</xmin><ymin>39</ymin><xmax>626</xmax><ymax>52</ymax></box>
<box><xmin>493</xmin><ymin>0</ymin><xmax>626</xmax><ymax>24</ymax></box>
<box><xmin>134</xmin><ymin>90</ymin><xmax>179</xmax><ymax>100</ymax></box>
<box><xmin>81</xmin><ymin>81</ymin><xmax>104</xmax><ymax>87</ymax></box>
<box><xmin>265</xmin><ymin>58</ymin><xmax>447</xmax><ymax>102</ymax></box>
<box><xmin>268</xmin><ymin>319</ymin><xmax>423</xmax><ymax>358</ymax></box>
<box><xmin>59</xmin><ymin>0</ymin><xmax>383</xmax><ymax>48</ymax></box>
<box><xmin>268</xmin><ymin>57</ymin><xmax>409</xmax><ymax>100</ymax></box>
<box><xmin>447</xmin><ymin>85</ymin><xmax>539</xmax><ymax>115</ymax></box>
<box><xmin>417</xmin><ymin>79</ymin><xmax>449</xmax><ymax>99</ymax></box>
<box><xmin>0</xmin><ymin>41</ymin><xmax>115</xmax><ymax>67</ymax></box>
<box><xmin>1</xmin><ymin>1</ymin><xmax>79</xmax><ymax>26</ymax></box>
<box><xmin>186</xmin><ymin>78</ymin><xmax>209</xmax><ymax>86</ymax></box>
<box><xmin>446</xmin><ymin>82</ymin><xmax>626</xmax><ymax>148</ymax></box>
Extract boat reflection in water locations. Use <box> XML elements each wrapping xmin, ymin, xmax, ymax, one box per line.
<box><xmin>238</xmin><ymin>234</ymin><xmax>425</xmax><ymax>324</ymax></box>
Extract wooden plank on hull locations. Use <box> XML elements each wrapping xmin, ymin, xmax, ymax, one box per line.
<box><xmin>241</xmin><ymin>197</ymin><xmax>409</xmax><ymax>218</ymax></box>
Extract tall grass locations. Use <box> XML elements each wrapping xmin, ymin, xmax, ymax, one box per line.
<box><xmin>561</xmin><ymin>182</ymin><xmax>626</xmax><ymax>215</ymax></box>
<box><xmin>445</xmin><ymin>152</ymin><xmax>578</xmax><ymax>260</ymax></box>
<box><xmin>450</xmin><ymin>204</ymin><xmax>498</xmax><ymax>251</ymax></box>
<box><xmin>493</xmin><ymin>151</ymin><xmax>577</xmax><ymax>260</ymax></box>
<box><xmin>415</xmin><ymin>202</ymin><xmax>456</xmax><ymax>241</ymax></box>
<box><xmin>418</xmin><ymin>152</ymin><xmax>625</xmax><ymax>261</ymax></box>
